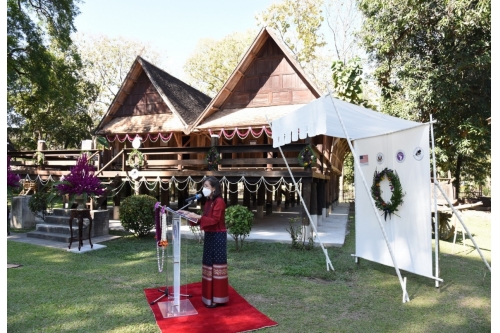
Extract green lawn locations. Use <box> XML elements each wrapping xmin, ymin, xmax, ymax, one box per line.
<box><xmin>7</xmin><ymin>210</ymin><xmax>491</xmax><ymax>333</ymax></box>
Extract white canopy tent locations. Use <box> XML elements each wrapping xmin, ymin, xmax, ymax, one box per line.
<box><xmin>270</xmin><ymin>93</ymin><xmax>440</xmax><ymax>303</ymax></box>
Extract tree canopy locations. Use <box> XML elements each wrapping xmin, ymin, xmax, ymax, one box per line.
<box><xmin>183</xmin><ymin>30</ymin><xmax>256</xmax><ymax>97</ymax></box>
<box><xmin>7</xmin><ymin>0</ymin><xmax>97</xmax><ymax>150</ymax></box>
<box><xmin>73</xmin><ymin>34</ymin><xmax>166</xmax><ymax>126</ymax></box>
<box><xmin>357</xmin><ymin>0</ymin><xmax>491</xmax><ymax>197</ymax></box>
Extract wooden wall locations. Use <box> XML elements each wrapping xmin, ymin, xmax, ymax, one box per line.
<box><xmin>222</xmin><ymin>39</ymin><xmax>316</xmax><ymax>109</ymax></box>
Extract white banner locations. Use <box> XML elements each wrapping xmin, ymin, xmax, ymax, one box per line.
<box><xmin>354</xmin><ymin>125</ymin><xmax>433</xmax><ymax>277</ymax></box>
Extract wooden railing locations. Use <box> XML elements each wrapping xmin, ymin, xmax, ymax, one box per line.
<box><xmin>8</xmin><ymin>144</ymin><xmax>337</xmax><ymax>180</ymax></box>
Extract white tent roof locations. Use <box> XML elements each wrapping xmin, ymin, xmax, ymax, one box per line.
<box><xmin>271</xmin><ymin>94</ymin><xmax>423</xmax><ymax>147</ymax></box>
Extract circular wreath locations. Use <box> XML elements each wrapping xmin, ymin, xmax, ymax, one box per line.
<box><xmin>297</xmin><ymin>145</ymin><xmax>317</xmax><ymax>170</ymax></box>
<box><xmin>33</xmin><ymin>151</ymin><xmax>45</xmax><ymax>166</ymax></box>
<box><xmin>206</xmin><ymin>147</ymin><xmax>221</xmax><ymax>171</ymax></box>
<box><xmin>371</xmin><ymin>167</ymin><xmax>405</xmax><ymax>220</ymax></box>
<box><xmin>127</xmin><ymin>149</ymin><xmax>145</xmax><ymax>169</ymax></box>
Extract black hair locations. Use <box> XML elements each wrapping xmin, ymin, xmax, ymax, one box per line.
<box><xmin>204</xmin><ymin>176</ymin><xmax>222</xmax><ymax>198</ymax></box>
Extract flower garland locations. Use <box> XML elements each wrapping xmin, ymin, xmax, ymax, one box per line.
<box><xmin>154</xmin><ymin>202</ymin><xmax>168</xmax><ymax>272</ymax></box>
<box><xmin>209</xmin><ymin>126</ymin><xmax>272</xmax><ymax>140</ymax></box>
<box><xmin>297</xmin><ymin>145</ymin><xmax>317</xmax><ymax>170</ymax></box>
<box><xmin>370</xmin><ymin>168</ymin><xmax>405</xmax><ymax>220</ymax></box>
<box><xmin>206</xmin><ymin>147</ymin><xmax>221</xmax><ymax>171</ymax></box>
<box><xmin>106</xmin><ymin>132</ymin><xmax>174</xmax><ymax>143</ymax></box>
<box><xmin>33</xmin><ymin>151</ymin><xmax>45</xmax><ymax>166</ymax></box>
<box><xmin>127</xmin><ymin>149</ymin><xmax>145</xmax><ymax>169</ymax></box>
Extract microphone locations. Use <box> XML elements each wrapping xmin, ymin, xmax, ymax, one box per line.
<box><xmin>185</xmin><ymin>193</ymin><xmax>202</xmax><ymax>202</ymax></box>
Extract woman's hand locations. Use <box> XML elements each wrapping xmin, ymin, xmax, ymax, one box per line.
<box><xmin>186</xmin><ymin>213</ymin><xmax>200</xmax><ymax>220</ymax></box>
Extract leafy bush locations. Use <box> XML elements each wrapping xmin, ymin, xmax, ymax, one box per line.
<box><xmin>27</xmin><ymin>189</ymin><xmax>57</xmax><ymax>221</ymax></box>
<box><xmin>120</xmin><ymin>194</ymin><xmax>157</xmax><ymax>237</ymax></box>
<box><xmin>225</xmin><ymin>204</ymin><xmax>254</xmax><ymax>251</ymax></box>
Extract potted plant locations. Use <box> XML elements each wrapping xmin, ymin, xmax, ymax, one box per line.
<box><xmin>55</xmin><ymin>154</ymin><xmax>106</xmax><ymax>210</ymax></box>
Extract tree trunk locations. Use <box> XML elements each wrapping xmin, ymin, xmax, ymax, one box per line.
<box><xmin>454</xmin><ymin>154</ymin><xmax>463</xmax><ymax>200</ymax></box>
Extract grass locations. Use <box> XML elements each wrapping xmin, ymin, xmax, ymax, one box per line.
<box><xmin>7</xmin><ymin>210</ymin><xmax>491</xmax><ymax>332</ymax></box>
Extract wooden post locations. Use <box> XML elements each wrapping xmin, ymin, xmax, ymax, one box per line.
<box><xmin>290</xmin><ymin>184</ymin><xmax>296</xmax><ymax>207</ymax></box>
<box><xmin>284</xmin><ymin>185</ymin><xmax>290</xmax><ymax>209</ymax></box>
<box><xmin>160</xmin><ymin>183</ymin><xmax>170</xmax><ymax>207</ymax></box>
<box><xmin>175</xmin><ymin>133</ymin><xmax>183</xmax><ymax>171</ymax></box>
<box><xmin>229</xmin><ymin>182</ymin><xmax>238</xmax><ymax>207</ymax></box>
<box><xmin>223</xmin><ymin>181</ymin><xmax>228</xmax><ymax>204</ymax></box>
<box><xmin>243</xmin><ymin>184</ymin><xmax>251</xmax><ymax>209</ymax></box>
<box><xmin>256</xmin><ymin>183</ymin><xmax>265</xmax><ymax>218</ymax></box>
<box><xmin>251</xmin><ymin>184</ymin><xmax>257</xmax><ymax>208</ymax></box>
<box><xmin>266</xmin><ymin>185</ymin><xmax>273</xmax><ymax>215</ymax></box>
<box><xmin>301</xmin><ymin>182</ymin><xmax>312</xmax><ymax>239</ymax></box>
<box><xmin>37</xmin><ymin>140</ymin><xmax>46</xmax><ymax>151</ymax></box>
<box><xmin>317</xmin><ymin>180</ymin><xmax>326</xmax><ymax>225</ymax></box>
<box><xmin>266</xmin><ymin>151</ymin><xmax>273</xmax><ymax>171</ymax></box>
<box><xmin>276</xmin><ymin>185</ymin><xmax>282</xmax><ymax>212</ymax></box>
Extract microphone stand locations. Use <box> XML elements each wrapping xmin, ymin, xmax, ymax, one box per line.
<box><xmin>150</xmin><ymin>199</ymin><xmax>197</xmax><ymax>305</ymax></box>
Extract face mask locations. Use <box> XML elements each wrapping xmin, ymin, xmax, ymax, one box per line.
<box><xmin>202</xmin><ymin>187</ymin><xmax>212</xmax><ymax>197</ymax></box>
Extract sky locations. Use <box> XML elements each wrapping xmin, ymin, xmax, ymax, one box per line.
<box><xmin>73</xmin><ymin>0</ymin><xmax>277</xmax><ymax>79</ymax></box>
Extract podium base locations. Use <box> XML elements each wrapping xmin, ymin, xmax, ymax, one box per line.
<box><xmin>158</xmin><ymin>299</ymin><xmax>198</xmax><ymax>318</ymax></box>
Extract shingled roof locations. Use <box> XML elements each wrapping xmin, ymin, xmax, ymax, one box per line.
<box><xmin>94</xmin><ymin>56</ymin><xmax>211</xmax><ymax>135</ymax></box>
<box><xmin>188</xmin><ymin>26</ymin><xmax>322</xmax><ymax>133</ymax></box>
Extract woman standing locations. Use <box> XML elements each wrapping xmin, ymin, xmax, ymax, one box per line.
<box><xmin>183</xmin><ymin>176</ymin><xmax>228</xmax><ymax>308</ymax></box>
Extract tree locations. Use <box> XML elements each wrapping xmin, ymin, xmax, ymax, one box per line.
<box><xmin>257</xmin><ymin>0</ymin><xmax>326</xmax><ymax>64</ymax></box>
<box><xmin>323</xmin><ymin>0</ymin><xmax>363</xmax><ymax>65</ymax></box>
<box><xmin>7</xmin><ymin>0</ymin><xmax>98</xmax><ymax>150</ymax></box>
<box><xmin>357</xmin><ymin>0</ymin><xmax>491</xmax><ymax>199</ymax></box>
<box><xmin>256</xmin><ymin>0</ymin><xmax>328</xmax><ymax>91</ymax></box>
<box><xmin>73</xmin><ymin>34</ymin><xmax>166</xmax><ymax>125</ymax></box>
<box><xmin>183</xmin><ymin>30</ymin><xmax>256</xmax><ymax>97</ymax></box>
<box><xmin>8</xmin><ymin>44</ymin><xmax>97</xmax><ymax>149</ymax></box>
<box><xmin>7</xmin><ymin>0</ymin><xmax>80</xmax><ymax>95</ymax></box>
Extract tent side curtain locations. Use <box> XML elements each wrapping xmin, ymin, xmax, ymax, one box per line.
<box><xmin>271</xmin><ymin>94</ymin><xmax>423</xmax><ymax>147</ymax></box>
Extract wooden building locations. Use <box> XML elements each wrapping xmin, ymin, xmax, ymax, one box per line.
<box><xmin>8</xmin><ymin>27</ymin><xmax>351</xmax><ymax>225</ymax></box>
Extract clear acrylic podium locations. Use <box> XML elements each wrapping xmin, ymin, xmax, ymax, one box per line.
<box><xmin>156</xmin><ymin>207</ymin><xmax>198</xmax><ymax>318</ymax></box>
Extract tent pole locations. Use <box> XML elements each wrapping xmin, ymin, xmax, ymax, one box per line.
<box><xmin>326</xmin><ymin>91</ymin><xmax>410</xmax><ymax>303</ymax></box>
<box><xmin>265</xmin><ymin>116</ymin><xmax>334</xmax><ymax>271</ymax></box>
<box><xmin>430</xmin><ymin>115</ymin><xmax>441</xmax><ymax>287</ymax></box>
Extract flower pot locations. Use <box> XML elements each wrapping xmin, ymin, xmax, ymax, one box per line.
<box><xmin>74</xmin><ymin>195</ymin><xmax>87</xmax><ymax>210</ymax></box>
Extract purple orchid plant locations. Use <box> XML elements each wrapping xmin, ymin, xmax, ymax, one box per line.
<box><xmin>56</xmin><ymin>154</ymin><xmax>105</xmax><ymax>207</ymax></box>
<box><xmin>7</xmin><ymin>156</ymin><xmax>21</xmax><ymax>197</ymax></box>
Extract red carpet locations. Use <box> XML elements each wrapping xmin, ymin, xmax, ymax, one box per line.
<box><xmin>144</xmin><ymin>282</ymin><xmax>278</xmax><ymax>333</ymax></box>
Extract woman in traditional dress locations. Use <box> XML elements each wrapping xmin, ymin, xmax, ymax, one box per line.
<box><xmin>183</xmin><ymin>176</ymin><xmax>228</xmax><ymax>308</ymax></box>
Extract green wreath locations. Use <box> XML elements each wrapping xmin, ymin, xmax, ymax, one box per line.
<box><xmin>206</xmin><ymin>147</ymin><xmax>221</xmax><ymax>171</ymax></box>
<box><xmin>297</xmin><ymin>145</ymin><xmax>317</xmax><ymax>170</ymax></box>
<box><xmin>371</xmin><ymin>168</ymin><xmax>405</xmax><ymax>220</ymax></box>
<box><xmin>127</xmin><ymin>149</ymin><xmax>145</xmax><ymax>169</ymax></box>
<box><xmin>33</xmin><ymin>151</ymin><xmax>45</xmax><ymax>166</ymax></box>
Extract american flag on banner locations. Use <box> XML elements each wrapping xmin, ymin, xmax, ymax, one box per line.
<box><xmin>359</xmin><ymin>155</ymin><xmax>369</xmax><ymax>165</ymax></box>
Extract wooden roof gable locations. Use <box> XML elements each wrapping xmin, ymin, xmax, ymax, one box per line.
<box><xmin>188</xmin><ymin>26</ymin><xmax>323</xmax><ymax>133</ymax></box>
<box><xmin>94</xmin><ymin>56</ymin><xmax>211</xmax><ymax>135</ymax></box>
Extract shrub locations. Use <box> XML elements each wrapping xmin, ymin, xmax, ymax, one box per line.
<box><xmin>28</xmin><ymin>192</ymin><xmax>50</xmax><ymax>220</ymax></box>
<box><xmin>120</xmin><ymin>194</ymin><xmax>157</xmax><ymax>237</ymax></box>
<box><xmin>225</xmin><ymin>204</ymin><xmax>254</xmax><ymax>251</ymax></box>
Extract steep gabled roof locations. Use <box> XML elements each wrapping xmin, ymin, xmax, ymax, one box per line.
<box><xmin>187</xmin><ymin>26</ymin><xmax>323</xmax><ymax>133</ymax></box>
<box><xmin>94</xmin><ymin>56</ymin><xmax>211</xmax><ymax>135</ymax></box>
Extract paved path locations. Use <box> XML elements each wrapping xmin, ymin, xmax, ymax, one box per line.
<box><xmin>7</xmin><ymin>202</ymin><xmax>351</xmax><ymax>253</ymax></box>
